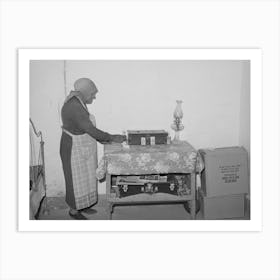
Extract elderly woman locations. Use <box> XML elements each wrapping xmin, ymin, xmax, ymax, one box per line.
<box><xmin>60</xmin><ymin>78</ymin><xmax>126</xmax><ymax>219</ymax></box>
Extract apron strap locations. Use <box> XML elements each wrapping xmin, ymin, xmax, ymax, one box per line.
<box><xmin>62</xmin><ymin>128</ymin><xmax>75</xmax><ymax>137</ymax></box>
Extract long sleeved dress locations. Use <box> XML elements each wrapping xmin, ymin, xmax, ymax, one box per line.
<box><xmin>60</xmin><ymin>95</ymin><xmax>111</xmax><ymax>210</ymax></box>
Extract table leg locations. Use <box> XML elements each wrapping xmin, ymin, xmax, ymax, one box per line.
<box><xmin>107</xmin><ymin>202</ymin><xmax>113</xmax><ymax>220</ymax></box>
<box><xmin>190</xmin><ymin>173</ymin><xmax>196</xmax><ymax>220</ymax></box>
<box><xmin>106</xmin><ymin>174</ymin><xmax>112</xmax><ymax>220</ymax></box>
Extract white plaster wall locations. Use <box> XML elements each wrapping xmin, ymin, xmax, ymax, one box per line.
<box><xmin>239</xmin><ymin>61</ymin><xmax>250</xmax><ymax>155</ymax></box>
<box><xmin>30</xmin><ymin>60</ymin><xmax>249</xmax><ymax>196</ymax></box>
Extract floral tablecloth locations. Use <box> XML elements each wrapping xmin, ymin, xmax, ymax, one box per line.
<box><xmin>96</xmin><ymin>141</ymin><xmax>204</xmax><ymax>180</ymax></box>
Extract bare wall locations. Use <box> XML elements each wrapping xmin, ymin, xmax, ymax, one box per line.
<box><xmin>30</xmin><ymin>60</ymin><xmax>250</xmax><ymax>196</ymax></box>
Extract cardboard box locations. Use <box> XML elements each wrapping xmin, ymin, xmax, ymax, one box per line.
<box><xmin>200</xmin><ymin>191</ymin><xmax>245</xmax><ymax>219</ymax></box>
<box><xmin>199</xmin><ymin>147</ymin><xmax>249</xmax><ymax>197</ymax></box>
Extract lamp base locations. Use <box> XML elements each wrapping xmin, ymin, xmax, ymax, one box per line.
<box><xmin>172</xmin><ymin>131</ymin><xmax>181</xmax><ymax>143</ymax></box>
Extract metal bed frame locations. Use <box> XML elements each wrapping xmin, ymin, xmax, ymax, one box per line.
<box><xmin>29</xmin><ymin>118</ymin><xmax>48</xmax><ymax>219</ymax></box>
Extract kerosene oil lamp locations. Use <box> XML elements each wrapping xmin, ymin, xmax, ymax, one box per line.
<box><xmin>171</xmin><ymin>100</ymin><xmax>184</xmax><ymax>142</ymax></box>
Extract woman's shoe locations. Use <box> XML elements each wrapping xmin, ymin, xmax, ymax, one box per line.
<box><xmin>68</xmin><ymin>211</ymin><xmax>88</xmax><ymax>220</ymax></box>
<box><xmin>80</xmin><ymin>208</ymin><xmax>97</xmax><ymax>215</ymax></box>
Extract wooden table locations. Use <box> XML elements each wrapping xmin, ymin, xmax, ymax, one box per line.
<box><xmin>96</xmin><ymin>141</ymin><xmax>204</xmax><ymax>220</ymax></box>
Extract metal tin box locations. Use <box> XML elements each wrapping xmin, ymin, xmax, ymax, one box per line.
<box><xmin>127</xmin><ymin>130</ymin><xmax>168</xmax><ymax>145</ymax></box>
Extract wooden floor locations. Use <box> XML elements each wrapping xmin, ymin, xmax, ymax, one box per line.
<box><xmin>38</xmin><ymin>194</ymin><xmax>250</xmax><ymax>220</ymax></box>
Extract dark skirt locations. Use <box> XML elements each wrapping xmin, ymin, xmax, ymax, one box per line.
<box><xmin>60</xmin><ymin>132</ymin><xmax>77</xmax><ymax>209</ymax></box>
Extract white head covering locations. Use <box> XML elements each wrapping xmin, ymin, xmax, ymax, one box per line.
<box><xmin>64</xmin><ymin>78</ymin><xmax>97</xmax><ymax>104</ymax></box>
<box><xmin>74</xmin><ymin>78</ymin><xmax>96</xmax><ymax>94</ymax></box>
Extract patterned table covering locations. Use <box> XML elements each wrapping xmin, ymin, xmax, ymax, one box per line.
<box><xmin>96</xmin><ymin>141</ymin><xmax>204</xmax><ymax>180</ymax></box>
